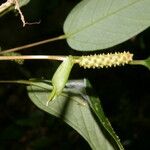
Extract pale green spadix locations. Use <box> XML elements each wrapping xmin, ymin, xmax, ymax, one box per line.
<box><xmin>46</xmin><ymin>56</ymin><xmax>74</xmax><ymax>106</ymax></box>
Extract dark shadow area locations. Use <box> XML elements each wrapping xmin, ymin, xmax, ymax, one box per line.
<box><xmin>85</xmin><ymin>82</ymin><xmax>124</xmax><ymax>150</ymax></box>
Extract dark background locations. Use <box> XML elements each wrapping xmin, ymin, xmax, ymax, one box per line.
<box><xmin>0</xmin><ymin>0</ymin><xmax>150</xmax><ymax>149</ymax></box>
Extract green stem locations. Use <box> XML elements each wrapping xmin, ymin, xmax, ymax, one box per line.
<box><xmin>129</xmin><ymin>60</ymin><xmax>145</xmax><ymax>66</ymax></box>
<box><xmin>0</xmin><ymin>80</ymin><xmax>52</xmax><ymax>90</ymax></box>
<box><xmin>0</xmin><ymin>35</ymin><xmax>66</xmax><ymax>54</ymax></box>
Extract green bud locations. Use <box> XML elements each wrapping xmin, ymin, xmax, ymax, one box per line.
<box><xmin>46</xmin><ymin>56</ymin><xmax>74</xmax><ymax>106</ymax></box>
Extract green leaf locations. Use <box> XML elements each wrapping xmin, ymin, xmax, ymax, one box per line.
<box><xmin>64</xmin><ymin>0</ymin><xmax>150</xmax><ymax>51</ymax></box>
<box><xmin>27</xmin><ymin>79</ymin><xmax>123</xmax><ymax>150</ymax></box>
<box><xmin>85</xmin><ymin>80</ymin><xmax>124</xmax><ymax>150</ymax></box>
<box><xmin>142</xmin><ymin>57</ymin><xmax>150</xmax><ymax>70</ymax></box>
<box><xmin>18</xmin><ymin>0</ymin><xmax>30</xmax><ymax>7</ymax></box>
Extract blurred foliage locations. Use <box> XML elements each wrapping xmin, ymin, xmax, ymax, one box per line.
<box><xmin>0</xmin><ymin>0</ymin><xmax>150</xmax><ymax>150</ymax></box>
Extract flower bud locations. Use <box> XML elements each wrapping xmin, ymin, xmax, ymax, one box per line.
<box><xmin>46</xmin><ymin>56</ymin><xmax>74</xmax><ymax>106</ymax></box>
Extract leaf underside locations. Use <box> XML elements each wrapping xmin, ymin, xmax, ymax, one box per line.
<box><xmin>18</xmin><ymin>0</ymin><xmax>30</xmax><ymax>7</ymax></box>
<box><xmin>28</xmin><ymin>79</ymin><xmax>124</xmax><ymax>150</ymax></box>
<box><xmin>64</xmin><ymin>0</ymin><xmax>150</xmax><ymax>51</ymax></box>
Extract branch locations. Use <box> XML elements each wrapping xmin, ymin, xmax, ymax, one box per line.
<box><xmin>0</xmin><ymin>55</ymin><xmax>66</xmax><ymax>61</ymax></box>
<box><xmin>0</xmin><ymin>0</ymin><xmax>14</xmax><ymax>14</ymax></box>
<box><xmin>0</xmin><ymin>0</ymin><xmax>39</xmax><ymax>26</ymax></box>
<box><xmin>14</xmin><ymin>0</ymin><xmax>26</xmax><ymax>26</ymax></box>
<box><xmin>0</xmin><ymin>35</ymin><xmax>66</xmax><ymax>54</ymax></box>
<box><xmin>0</xmin><ymin>80</ymin><xmax>52</xmax><ymax>89</ymax></box>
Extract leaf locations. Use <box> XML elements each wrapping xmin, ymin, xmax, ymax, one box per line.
<box><xmin>64</xmin><ymin>0</ymin><xmax>150</xmax><ymax>51</ymax></box>
<box><xmin>85</xmin><ymin>80</ymin><xmax>124</xmax><ymax>150</ymax></box>
<box><xmin>18</xmin><ymin>0</ymin><xmax>30</xmax><ymax>7</ymax></box>
<box><xmin>142</xmin><ymin>57</ymin><xmax>150</xmax><ymax>70</ymax></box>
<box><xmin>27</xmin><ymin>79</ymin><xmax>123</xmax><ymax>150</ymax></box>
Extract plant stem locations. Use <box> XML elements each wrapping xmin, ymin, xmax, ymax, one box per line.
<box><xmin>0</xmin><ymin>35</ymin><xmax>66</xmax><ymax>54</ymax></box>
<box><xmin>0</xmin><ymin>0</ymin><xmax>14</xmax><ymax>15</ymax></box>
<box><xmin>129</xmin><ymin>60</ymin><xmax>145</xmax><ymax>65</ymax></box>
<box><xmin>0</xmin><ymin>55</ymin><xmax>66</xmax><ymax>61</ymax></box>
<box><xmin>0</xmin><ymin>80</ymin><xmax>52</xmax><ymax>89</ymax></box>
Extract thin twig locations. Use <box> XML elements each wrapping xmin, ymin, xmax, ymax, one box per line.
<box><xmin>0</xmin><ymin>0</ymin><xmax>40</xmax><ymax>26</ymax></box>
<box><xmin>0</xmin><ymin>35</ymin><xmax>66</xmax><ymax>55</ymax></box>
<box><xmin>14</xmin><ymin>0</ymin><xmax>26</xmax><ymax>26</ymax></box>
<box><xmin>0</xmin><ymin>0</ymin><xmax>26</xmax><ymax>26</ymax></box>
<box><xmin>0</xmin><ymin>80</ymin><xmax>52</xmax><ymax>90</ymax></box>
